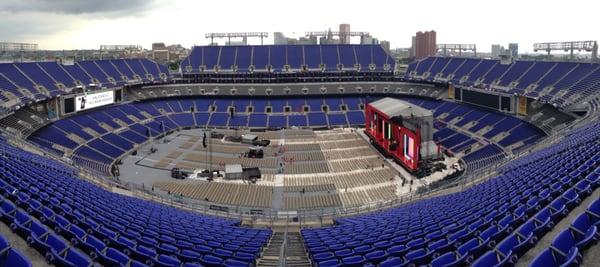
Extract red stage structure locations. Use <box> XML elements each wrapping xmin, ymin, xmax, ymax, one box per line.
<box><xmin>365</xmin><ymin>97</ymin><xmax>439</xmax><ymax>172</ymax></box>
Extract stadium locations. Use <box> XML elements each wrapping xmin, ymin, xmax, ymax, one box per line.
<box><xmin>0</xmin><ymin>10</ymin><xmax>599</xmax><ymax>267</ymax></box>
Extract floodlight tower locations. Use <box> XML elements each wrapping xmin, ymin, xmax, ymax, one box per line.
<box><xmin>436</xmin><ymin>44</ymin><xmax>477</xmax><ymax>57</ymax></box>
<box><xmin>205</xmin><ymin>32</ymin><xmax>269</xmax><ymax>45</ymax></box>
<box><xmin>533</xmin><ymin>41</ymin><xmax>598</xmax><ymax>61</ymax></box>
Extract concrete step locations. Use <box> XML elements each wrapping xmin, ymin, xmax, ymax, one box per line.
<box><xmin>258</xmin><ymin>232</ymin><xmax>311</xmax><ymax>267</ymax></box>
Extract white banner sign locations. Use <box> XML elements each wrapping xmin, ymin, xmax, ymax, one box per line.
<box><xmin>75</xmin><ymin>91</ymin><xmax>114</xmax><ymax>111</ymax></box>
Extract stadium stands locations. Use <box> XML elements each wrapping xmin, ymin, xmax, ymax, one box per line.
<box><xmin>0</xmin><ymin>137</ymin><xmax>272</xmax><ymax>266</ymax></box>
<box><xmin>135</xmin><ymin>129</ymin><xmax>401</xmax><ymax>209</ymax></box>
<box><xmin>0</xmin><ymin>36</ymin><xmax>598</xmax><ymax>267</ymax></box>
<box><xmin>406</xmin><ymin>56</ymin><xmax>600</xmax><ymax>108</ymax></box>
<box><xmin>27</xmin><ymin>96</ymin><xmax>544</xmax><ymax>175</ymax></box>
<box><xmin>0</xmin><ymin>59</ymin><xmax>169</xmax><ymax>110</ymax></box>
<box><xmin>0</xmin><ymin>234</ymin><xmax>32</xmax><ymax>266</ymax></box>
<box><xmin>181</xmin><ymin>44</ymin><xmax>395</xmax><ymax>73</ymax></box>
<box><xmin>530</xmin><ymin>198</ymin><xmax>599</xmax><ymax>266</ymax></box>
<box><xmin>302</xmin><ymin>118</ymin><xmax>600</xmax><ymax>266</ymax></box>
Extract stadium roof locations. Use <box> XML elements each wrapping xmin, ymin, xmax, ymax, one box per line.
<box><xmin>369</xmin><ymin>97</ymin><xmax>433</xmax><ymax>119</ymax></box>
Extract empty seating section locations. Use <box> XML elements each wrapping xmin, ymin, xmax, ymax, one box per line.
<box><xmin>406</xmin><ymin>56</ymin><xmax>600</xmax><ymax>107</ymax></box>
<box><xmin>0</xmin><ymin>137</ymin><xmax>272</xmax><ymax>266</ymax></box>
<box><xmin>78</xmin><ymin>61</ymin><xmax>110</xmax><ymax>84</ymax></box>
<box><xmin>16</xmin><ymin>63</ymin><xmax>60</xmax><ymax>95</ymax></box>
<box><xmin>515</xmin><ymin>61</ymin><xmax>555</xmax><ymax>89</ymax></box>
<box><xmin>270</xmin><ymin>46</ymin><xmax>286</xmax><ymax>70</ymax></box>
<box><xmin>0</xmin><ymin>234</ymin><xmax>32</xmax><ymax>266</ymax></box>
<box><xmin>483</xmin><ymin>63</ymin><xmax>510</xmax><ymax>84</ymax></box>
<box><xmin>410</xmin><ymin>97</ymin><xmax>544</xmax><ymax>157</ymax></box>
<box><xmin>0</xmin><ymin>59</ymin><xmax>168</xmax><ymax>110</ymax></box>
<box><xmin>497</xmin><ymin>61</ymin><xmax>534</xmax><ymax>86</ymax></box>
<box><xmin>236</xmin><ymin>46</ymin><xmax>252</xmax><ymax>72</ymax></box>
<box><xmin>28</xmin><ymin>96</ymin><xmax>544</xmax><ymax>175</ymax></box>
<box><xmin>531</xmin><ymin>198</ymin><xmax>600</xmax><ymax>266</ymax></box>
<box><xmin>287</xmin><ymin>45</ymin><xmax>303</xmax><ymax>69</ymax></box>
<box><xmin>337</xmin><ymin>46</ymin><xmax>356</xmax><ymax>70</ymax></box>
<box><xmin>111</xmin><ymin>59</ymin><xmax>138</xmax><ymax>80</ymax></box>
<box><xmin>219</xmin><ymin>46</ymin><xmax>236</xmax><ymax>70</ymax></box>
<box><xmin>95</xmin><ymin>60</ymin><xmax>125</xmax><ymax>84</ymax></box>
<box><xmin>153</xmin><ymin>182</ymin><xmax>273</xmax><ymax>208</ymax></box>
<box><xmin>111</xmin><ymin>129</ymin><xmax>399</xmax><ymax>210</ymax></box>
<box><xmin>302</xmin><ymin>118</ymin><xmax>600</xmax><ymax>266</ymax></box>
<box><xmin>428</xmin><ymin>57</ymin><xmax>451</xmax><ymax>77</ymax></box>
<box><xmin>323</xmin><ymin>45</ymin><xmax>341</xmax><ymax>71</ymax></box>
<box><xmin>37</xmin><ymin>62</ymin><xmax>78</xmax><ymax>89</ymax></box>
<box><xmin>440</xmin><ymin>58</ymin><xmax>465</xmax><ymax>77</ymax></box>
<box><xmin>180</xmin><ymin>44</ymin><xmax>394</xmax><ymax>73</ymax></box>
<box><xmin>283</xmin><ymin>169</ymin><xmax>395</xmax><ymax>191</ymax></box>
<box><xmin>284</xmin><ymin>194</ymin><xmax>343</xmax><ymax>210</ymax></box>
<box><xmin>462</xmin><ymin>144</ymin><xmax>505</xmax><ymax>169</ymax></box>
<box><xmin>0</xmin><ymin>64</ymin><xmax>44</xmax><ymax>101</ymax></box>
<box><xmin>126</xmin><ymin>59</ymin><xmax>151</xmax><ymax>81</ymax></box>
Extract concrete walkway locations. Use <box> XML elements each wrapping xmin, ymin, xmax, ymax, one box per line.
<box><xmin>0</xmin><ymin>220</ymin><xmax>49</xmax><ymax>266</ymax></box>
<box><xmin>516</xmin><ymin>187</ymin><xmax>600</xmax><ymax>266</ymax></box>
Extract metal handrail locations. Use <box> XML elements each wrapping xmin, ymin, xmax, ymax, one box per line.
<box><xmin>278</xmin><ymin>225</ymin><xmax>288</xmax><ymax>267</ymax></box>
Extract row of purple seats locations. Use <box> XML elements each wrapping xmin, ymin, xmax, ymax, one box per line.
<box><xmin>0</xmin><ymin>59</ymin><xmax>169</xmax><ymax>111</ymax></box>
<box><xmin>0</xmin><ymin>233</ymin><xmax>32</xmax><ymax>266</ymax></box>
<box><xmin>530</xmin><ymin>195</ymin><xmax>599</xmax><ymax>266</ymax></box>
<box><xmin>181</xmin><ymin>44</ymin><xmax>395</xmax><ymax>73</ymax></box>
<box><xmin>0</xmin><ymin>138</ymin><xmax>272</xmax><ymax>266</ymax></box>
<box><xmin>405</xmin><ymin>56</ymin><xmax>600</xmax><ymax>108</ymax></box>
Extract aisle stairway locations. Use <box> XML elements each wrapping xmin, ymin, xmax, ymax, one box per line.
<box><xmin>285</xmin><ymin>233</ymin><xmax>312</xmax><ymax>266</ymax></box>
<box><xmin>257</xmin><ymin>232</ymin><xmax>284</xmax><ymax>266</ymax></box>
<box><xmin>258</xmin><ymin>232</ymin><xmax>311</xmax><ymax>266</ymax></box>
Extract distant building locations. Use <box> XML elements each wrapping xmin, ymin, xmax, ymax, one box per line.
<box><xmin>274</xmin><ymin>32</ymin><xmax>287</xmax><ymax>45</ymax></box>
<box><xmin>414</xmin><ymin>31</ymin><xmax>436</xmax><ymax>59</ymax></box>
<box><xmin>380</xmin><ymin>41</ymin><xmax>391</xmax><ymax>53</ymax></box>
<box><xmin>361</xmin><ymin>35</ymin><xmax>378</xmax><ymax>45</ymax></box>
<box><xmin>410</xmin><ymin>36</ymin><xmax>416</xmax><ymax>58</ymax></box>
<box><xmin>100</xmin><ymin>45</ymin><xmax>142</xmax><ymax>51</ymax></box>
<box><xmin>508</xmin><ymin>43</ymin><xmax>519</xmax><ymax>58</ymax></box>
<box><xmin>274</xmin><ymin>32</ymin><xmax>317</xmax><ymax>45</ymax></box>
<box><xmin>152</xmin><ymin>42</ymin><xmax>168</xmax><ymax>62</ymax></box>
<box><xmin>226</xmin><ymin>41</ymin><xmax>246</xmax><ymax>46</ymax></box>
<box><xmin>226</xmin><ymin>37</ymin><xmax>247</xmax><ymax>46</ymax></box>
<box><xmin>328</xmin><ymin>39</ymin><xmax>341</xmax><ymax>45</ymax></box>
<box><xmin>166</xmin><ymin>44</ymin><xmax>189</xmax><ymax>61</ymax></box>
<box><xmin>153</xmin><ymin>50</ymin><xmax>169</xmax><ymax>62</ymax></box>
<box><xmin>152</xmin><ymin>43</ymin><xmax>167</xmax><ymax>51</ymax></box>
<box><xmin>339</xmin><ymin>24</ymin><xmax>351</xmax><ymax>44</ymax></box>
<box><xmin>151</xmin><ymin>42</ymin><xmax>190</xmax><ymax>63</ymax></box>
<box><xmin>297</xmin><ymin>37</ymin><xmax>317</xmax><ymax>45</ymax></box>
<box><xmin>391</xmin><ymin>48</ymin><xmax>412</xmax><ymax>59</ymax></box>
<box><xmin>319</xmin><ymin>37</ymin><xmax>328</xmax><ymax>45</ymax></box>
<box><xmin>491</xmin><ymin>44</ymin><xmax>506</xmax><ymax>58</ymax></box>
<box><xmin>320</xmin><ymin>29</ymin><xmax>338</xmax><ymax>45</ymax></box>
<box><xmin>0</xmin><ymin>42</ymin><xmax>38</xmax><ymax>52</ymax></box>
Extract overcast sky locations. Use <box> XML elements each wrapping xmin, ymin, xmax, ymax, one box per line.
<box><xmin>1</xmin><ymin>0</ymin><xmax>598</xmax><ymax>52</ymax></box>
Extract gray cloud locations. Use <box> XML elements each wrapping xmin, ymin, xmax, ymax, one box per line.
<box><xmin>0</xmin><ymin>0</ymin><xmax>159</xmax><ymax>16</ymax></box>
<box><xmin>0</xmin><ymin>13</ymin><xmax>70</xmax><ymax>44</ymax></box>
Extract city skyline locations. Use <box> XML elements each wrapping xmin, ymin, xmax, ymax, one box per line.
<box><xmin>0</xmin><ymin>0</ymin><xmax>598</xmax><ymax>53</ymax></box>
